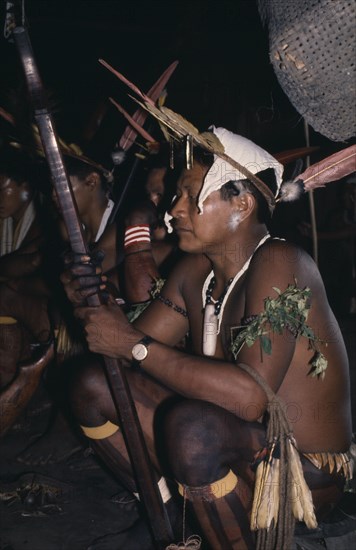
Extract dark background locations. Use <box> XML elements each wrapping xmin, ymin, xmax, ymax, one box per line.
<box><xmin>0</xmin><ymin>0</ymin><xmax>341</xmax><ymax>159</ymax></box>
<box><xmin>0</xmin><ymin>0</ymin><xmax>354</xmax><ymax>236</ymax></box>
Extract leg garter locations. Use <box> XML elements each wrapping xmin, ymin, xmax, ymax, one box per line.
<box><xmin>0</xmin><ymin>316</ymin><xmax>17</xmax><ymax>324</ymax></box>
<box><xmin>177</xmin><ymin>469</ymin><xmax>238</xmax><ymax>502</ymax></box>
<box><xmin>81</xmin><ymin>420</ymin><xmax>119</xmax><ymax>439</ymax></box>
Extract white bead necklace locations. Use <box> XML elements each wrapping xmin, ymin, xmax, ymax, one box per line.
<box><xmin>201</xmin><ymin>234</ymin><xmax>270</xmax><ymax>356</ymax></box>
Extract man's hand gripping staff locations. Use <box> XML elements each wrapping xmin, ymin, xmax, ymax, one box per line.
<box><xmin>61</xmin><ymin>253</ymin><xmax>141</xmax><ymax>360</ymax></box>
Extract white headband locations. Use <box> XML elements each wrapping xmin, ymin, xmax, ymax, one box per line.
<box><xmin>164</xmin><ymin>127</ymin><xmax>284</xmax><ymax>231</ymax></box>
<box><xmin>197</xmin><ymin>126</ymin><xmax>284</xmax><ymax>212</ymax></box>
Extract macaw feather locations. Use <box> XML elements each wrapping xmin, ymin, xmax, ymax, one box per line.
<box><xmin>99</xmin><ymin>59</ymin><xmax>155</xmax><ymax>106</ymax></box>
<box><xmin>298</xmin><ymin>145</ymin><xmax>356</xmax><ymax>190</ymax></box>
<box><xmin>0</xmin><ymin>106</ymin><xmax>14</xmax><ymax>125</ymax></box>
<box><xmin>118</xmin><ymin>60</ymin><xmax>179</xmax><ymax>151</ymax></box>
<box><xmin>110</xmin><ymin>98</ymin><xmax>156</xmax><ymax>144</ymax></box>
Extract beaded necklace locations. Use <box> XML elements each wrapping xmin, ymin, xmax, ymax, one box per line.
<box><xmin>202</xmin><ymin>234</ymin><xmax>270</xmax><ymax>356</ymax></box>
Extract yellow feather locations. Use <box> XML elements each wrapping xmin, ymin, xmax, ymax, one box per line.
<box><xmin>250</xmin><ymin>460</ymin><xmax>265</xmax><ymax>530</ymax></box>
<box><xmin>288</xmin><ymin>441</ymin><xmax>317</xmax><ymax>529</ymax></box>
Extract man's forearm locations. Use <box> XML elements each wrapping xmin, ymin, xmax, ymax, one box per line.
<box><xmin>127</xmin><ymin>336</ymin><xmax>267</xmax><ymax>421</ymax></box>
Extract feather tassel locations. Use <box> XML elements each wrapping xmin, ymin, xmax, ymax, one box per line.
<box><xmin>250</xmin><ymin>454</ymin><xmax>269</xmax><ymax>530</ymax></box>
<box><xmin>250</xmin><ymin>443</ymin><xmax>279</xmax><ymax>530</ymax></box>
<box><xmin>288</xmin><ymin>439</ymin><xmax>317</xmax><ymax>529</ymax></box>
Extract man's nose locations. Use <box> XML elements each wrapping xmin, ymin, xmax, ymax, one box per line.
<box><xmin>170</xmin><ymin>195</ymin><xmax>186</xmax><ymax>218</ymax></box>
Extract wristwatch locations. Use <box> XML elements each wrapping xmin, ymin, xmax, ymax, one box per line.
<box><xmin>131</xmin><ymin>335</ymin><xmax>154</xmax><ymax>369</ymax></box>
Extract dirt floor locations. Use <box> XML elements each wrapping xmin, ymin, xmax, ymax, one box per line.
<box><xmin>0</xmin><ymin>315</ymin><xmax>355</xmax><ymax>550</ymax></box>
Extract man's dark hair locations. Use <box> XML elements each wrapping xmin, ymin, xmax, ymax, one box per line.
<box><xmin>64</xmin><ymin>155</ymin><xmax>111</xmax><ymax>194</ymax></box>
<box><xmin>0</xmin><ymin>146</ymin><xmax>38</xmax><ymax>188</ymax></box>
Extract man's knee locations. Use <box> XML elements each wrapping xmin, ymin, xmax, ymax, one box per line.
<box><xmin>164</xmin><ymin>399</ymin><xmax>233</xmax><ymax>485</ymax></box>
<box><xmin>69</xmin><ymin>357</ymin><xmax>110</xmax><ymax>423</ymax></box>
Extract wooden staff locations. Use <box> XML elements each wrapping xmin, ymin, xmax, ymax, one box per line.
<box><xmin>8</xmin><ymin>9</ymin><xmax>173</xmax><ymax>548</ymax></box>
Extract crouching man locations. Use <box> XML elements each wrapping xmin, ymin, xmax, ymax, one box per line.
<box><xmin>61</xmin><ymin>128</ymin><xmax>353</xmax><ymax>549</ymax></box>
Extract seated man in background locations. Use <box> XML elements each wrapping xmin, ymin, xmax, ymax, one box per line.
<box><xmin>62</xmin><ymin>127</ymin><xmax>353</xmax><ymax>549</ymax></box>
<box><xmin>0</xmin><ymin>145</ymin><xmax>54</xmax><ymax>436</ymax></box>
<box><xmin>123</xmin><ymin>147</ymin><xmax>181</xmax><ymax>307</ymax></box>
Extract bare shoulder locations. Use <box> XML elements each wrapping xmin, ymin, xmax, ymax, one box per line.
<box><xmin>246</xmin><ymin>239</ymin><xmax>326</xmax><ymax>310</ymax></box>
<box><xmin>92</xmin><ymin>224</ymin><xmax>117</xmax><ymax>274</ymax></box>
<box><xmin>165</xmin><ymin>252</ymin><xmax>211</xmax><ymax>290</ymax></box>
<box><xmin>251</xmin><ymin>239</ymin><xmax>321</xmax><ymax>284</ymax></box>
<box><xmin>94</xmin><ymin>223</ymin><xmax>116</xmax><ymax>250</ymax></box>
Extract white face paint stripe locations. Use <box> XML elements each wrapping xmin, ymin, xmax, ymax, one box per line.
<box><xmin>227</xmin><ymin>211</ymin><xmax>242</xmax><ymax>231</ymax></box>
<box><xmin>20</xmin><ymin>190</ymin><xmax>30</xmax><ymax>201</ymax></box>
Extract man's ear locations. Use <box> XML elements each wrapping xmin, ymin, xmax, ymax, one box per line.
<box><xmin>234</xmin><ymin>192</ymin><xmax>256</xmax><ymax>218</ymax></box>
<box><xmin>85</xmin><ymin>172</ymin><xmax>100</xmax><ymax>190</ymax></box>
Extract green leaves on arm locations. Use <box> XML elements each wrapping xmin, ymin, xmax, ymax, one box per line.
<box><xmin>230</xmin><ymin>281</ymin><xmax>328</xmax><ymax>379</ymax></box>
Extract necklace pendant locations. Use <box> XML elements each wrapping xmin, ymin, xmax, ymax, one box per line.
<box><xmin>203</xmin><ymin>303</ymin><xmax>218</xmax><ymax>356</ymax></box>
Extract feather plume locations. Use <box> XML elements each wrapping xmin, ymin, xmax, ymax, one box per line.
<box><xmin>250</xmin><ymin>458</ymin><xmax>267</xmax><ymax>530</ymax></box>
<box><xmin>118</xmin><ymin>60</ymin><xmax>178</xmax><ymax>151</ymax></box>
<box><xmin>267</xmin><ymin>458</ymin><xmax>280</xmax><ymax>529</ymax></box>
<box><xmin>250</xmin><ymin>443</ymin><xmax>278</xmax><ymax>530</ymax></box>
<box><xmin>297</xmin><ymin>145</ymin><xmax>356</xmax><ymax>191</ymax></box>
<box><xmin>256</xmin><ymin>464</ymin><xmax>272</xmax><ymax>529</ymax></box>
<box><xmin>109</xmin><ymin>98</ymin><xmax>156</xmax><ymax>144</ymax></box>
<box><xmin>277</xmin><ymin>180</ymin><xmax>304</xmax><ymax>202</ymax></box>
<box><xmin>98</xmin><ymin>59</ymin><xmax>155</xmax><ymax>106</ymax></box>
<box><xmin>0</xmin><ymin>106</ymin><xmax>14</xmax><ymax>125</ymax></box>
<box><xmin>288</xmin><ymin>439</ymin><xmax>317</xmax><ymax>529</ymax></box>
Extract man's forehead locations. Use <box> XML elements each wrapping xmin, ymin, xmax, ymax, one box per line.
<box><xmin>177</xmin><ymin>164</ymin><xmax>208</xmax><ymax>188</ymax></box>
<box><xmin>0</xmin><ymin>175</ymin><xmax>15</xmax><ymax>188</ymax></box>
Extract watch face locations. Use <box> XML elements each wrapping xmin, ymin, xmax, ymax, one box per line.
<box><xmin>132</xmin><ymin>343</ymin><xmax>148</xmax><ymax>361</ymax></box>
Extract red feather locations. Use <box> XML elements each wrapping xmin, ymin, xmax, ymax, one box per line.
<box><xmin>119</xmin><ymin>60</ymin><xmax>178</xmax><ymax>151</ymax></box>
<box><xmin>109</xmin><ymin>98</ymin><xmax>156</xmax><ymax>144</ymax></box>
<box><xmin>297</xmin><ymin>145</ymin><xmax>356</xmax><ymax>190</ymax></box>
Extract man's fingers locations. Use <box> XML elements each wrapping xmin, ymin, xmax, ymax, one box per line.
<box><xmin>74</xmin><ymin>306</ymin><xmax>93</xmax><ymax>320</ymax></box>
<box><xmin>63</xmin><ymin>252</ymin><xmax>91</xmax><ymax>266</ymax></box>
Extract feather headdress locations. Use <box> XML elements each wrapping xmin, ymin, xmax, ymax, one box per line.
<box><xmin>99</xmin><ymin>61</ymin><xmax>282</xmax><ymax>211</ymax></box>
<box><xmin>99</xmin><ymin>62</ymin><xmax>356</xmax><ymax>211</ymax></box>
<box><xmin>100</xmin><ymin>59</ymin><xmax>179</xmax><ymax>164</ymax></box>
